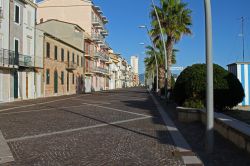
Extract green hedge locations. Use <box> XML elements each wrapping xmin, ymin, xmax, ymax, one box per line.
<box><xmin>172</xmin><ymin>64</ymin><xmax>245</xmax><ymax>110</ymax></box>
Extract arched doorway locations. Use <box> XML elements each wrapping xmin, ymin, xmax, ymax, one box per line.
<box><xmin>54</xmin><ymin>70</ymin><xmax>58</xmax><ymax>94</ymax></box>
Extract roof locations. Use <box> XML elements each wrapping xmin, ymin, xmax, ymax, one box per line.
<box><xmin>44</xmin><ymin>32</ymin><xmax>85</xmax><ymax>54</ymax></box>
<box><xmin>38</xmin><ymin>19</ymin><xmax>85</xmax><ymax>32</ymax></box>
<box><xmin>227</xmin><ymin>62</ymin><xmax>250</xmax><ymax>66</ymax></box>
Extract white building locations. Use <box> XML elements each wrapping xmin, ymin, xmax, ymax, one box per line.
<box><xmin>0</xmin><ymin>0</ymin><xmax>12</xmax><ymax>103</ymax></box>
<box><xmin>131</xmin><ymin>56</ymin><xmax>139</xmax><ymax>74</ymax></box>
<box><xmin>20</xmin><ymin>1</ymin><xmax>37</xmax><ymax>100</ymax></box>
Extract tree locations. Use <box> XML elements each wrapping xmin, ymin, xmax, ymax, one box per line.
<box><xmin>173</xmin><ymin>64</ymin><xmax>245</xmax><ymax>110</ymax></box>
<box><xmin>144</xmin><ymin>43</ymin><xmax>177</xmax><ymax>89</ymax></box>
<box><xmin>150</xmin><ymin>0</ymin><xmax>192</xmax><ymax>90</ymax></box>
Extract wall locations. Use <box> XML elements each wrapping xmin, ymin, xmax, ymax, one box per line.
<box><xmin>37</xmin><ymin>0</ymin><xmax>92</xmax><ymax>34</ymax></box>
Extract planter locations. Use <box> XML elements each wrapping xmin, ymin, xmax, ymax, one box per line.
<box><xmin>177</xmin><ymin>107</ymin><xmax>201</xmax><ymax>123</ymax></box>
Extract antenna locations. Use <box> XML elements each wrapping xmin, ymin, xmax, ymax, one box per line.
<box><xmin>240</xmin><ymin>17</ymin><xmax>245</xmax><ymax>62</ymax></box>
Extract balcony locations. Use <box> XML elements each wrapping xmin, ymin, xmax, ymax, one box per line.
<box><xmin>66</xmin><ymin>62</ymin><xmax>77</xmax><ymax>70</ymax></box>
<box><xmin>91</xmin><ymin>34</ymin><xmax>104</xmax><ymax>44</ymax></box>
<box><xmin>18</xmin><ymin>54</ymin><xmax>33</xmax><ymax>68</ymax></box>
<box><xmin>0</xmin><ymin>7</ymin><xmax>3</xmax><ymax>23</ymax></box>
<box><xmin>101</xmin><ymin>29</ymin><xmax>108</xmax><ymax>36</ymax></box>
<box><xmin>0</xmin><ymin>49</ymin><xmax>18</xmax><ymax>68</ymax></box>
<box><xmin>93</xmin><ymin>66</ymin><xmax>109</xmax><ymax>75</ymax></box>
<box><xmin>100</xmin><ymin>41</ymin><xmax>109</xmax><ymax>49</ymax></box>
<box><xmin>92</xmin><ymin>17</ymin><xmax>104</xmax><ymax>29</ymax></box>
<box><xmin>94</xmin><ymin>52</ymin><xmax>109</xmax><ymax>62</ymax></box>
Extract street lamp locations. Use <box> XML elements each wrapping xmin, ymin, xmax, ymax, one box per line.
<box><xmin>138</xmin><ymin>28</ymin><xmax>159</xmax><ymax>92</ymax></box>
<box><xmin>151</xmin><ymin>0</ymin><xmax>168</xmax><ymax>99</ymax></box>
<box><xmin>204</xmin><ymin>0</ymin><xmax>214</xmax><ymax>153</ymax></box>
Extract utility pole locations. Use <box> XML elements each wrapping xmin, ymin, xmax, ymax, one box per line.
<box><xmin>204</xmin><ymin>0</ymin><xmax>214</xmax><ymax>153</ymax></box>
<box><xmin>240</xmin><ymin>17</ymin><xmax>245</xmax><ymax>62</ymax></box>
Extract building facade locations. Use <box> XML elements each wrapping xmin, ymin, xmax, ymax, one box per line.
<box><xmin>131</xmin><ymin>56</ymin><xmax>139</xmax><ymax>86</ymax></box>
<box><xmin>36</xmin><ymin>0</ymin><xmax>110</xmax><ymax>92</ymax></box>
<box><xmin>8</xmin><ymin>0</ymin><xmax>37</xmax><ymax>101</ymax></box>
<box><xmin>228</xmin><ymin>62</ymin><xmax>250</xmax><ymax>106</ymax></box>
<box><xmin>0</xmin><ymin>0</ymin><xmax>12</xmax><ymax>103</ymax></box>
<box><xmin>42</xmin><ymin>33</ymin><xmax>84</xmax><ymax>97</ymax></box>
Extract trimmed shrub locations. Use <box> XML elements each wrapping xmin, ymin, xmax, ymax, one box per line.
<box><xmin>173</xmin><ymin>64</ymin><xmax>245</xmax><ymax>110</ymax></box>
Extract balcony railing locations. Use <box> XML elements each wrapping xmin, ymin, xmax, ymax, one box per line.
<box><xmin>0</xmin><ymin>49</ymin><xmax>16</xmax><ymax>67</ymax></box>
<box><xmin>93</xmin><ymin>66</ymin><xmax>109</xmax><ymax>75</ymax></box>
<box><xmin>94</xmin><ymin>52</ymin><xmax>109</xmax><ymax>62</ymax></box>
<box><xmin>66</xmin><ymin>62</ymin><xmax>77</xmax><ymax>70</ymax></box>
<box><xmin>18</xmin><ymin>54</ymin><xmax>33</xmax><ymax>67</ymax></box>
<box><xmin>0</xmin><ymin>49</ymin><xmax>33</xmax><ymax>68</ymax></box>
<box><xmin>92</xmin><ymin>17</ymin><xmax>104</xmax><ymax>29</ymax></box>
<box><xmin>0</xmin><ymin>7</ymin><xmax>3</xmax><ymax>22</ymax></box>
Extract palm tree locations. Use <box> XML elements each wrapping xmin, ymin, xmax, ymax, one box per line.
<box><xmin>144</xmin><ymin>43</ymin><xmax>177</xmax><ymax>89</ymax></box>
<box><xmin>150</xmin><ymin>0</ymin><xmax>192</xmax><ymax>90</ymax></box>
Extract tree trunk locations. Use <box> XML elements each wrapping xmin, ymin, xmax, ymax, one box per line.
<box><xmin>158</xmin><ymin>66</ymin><xmax>165</xmax><ymax>88</ymax></box>
<box><xmin>166</xmin><ymin>37</ymin><xmax>174</xmax><ymax>90</ymax></box>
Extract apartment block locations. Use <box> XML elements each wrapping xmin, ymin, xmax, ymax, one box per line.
<box><xmin>0</xmin><ymin>0</ymin><xmax>11</xmax><ymax>103</ymax></box>
<box><xmin>43</xmin><ymin>34</ymin><xmax>84</xmax><ymax>97</ymax></box>
<box><xmin>36</xmin><ymin>0</ymin><xmax>110</xmax><ymax>92</ymax></box>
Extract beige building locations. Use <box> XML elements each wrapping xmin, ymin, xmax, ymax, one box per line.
<box><xmin>36</xmin><ymin>0</ymin><xmax>110</xmax><ymax>92</ymax></box>
<box><xmin>40</xmin><ymin>33</ymin><xmax>84</xmax><ymax>97</ymax></box>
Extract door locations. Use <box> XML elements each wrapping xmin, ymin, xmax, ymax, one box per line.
<box><xmin>26</xmin><ymin>73</ymin><xmax>28</xmax><ymax>98</ymax></box>
<box><xmin>14</xmin><ymin>39</ymin><xmax>19</xmax><ymax>65</ymax></box>
<box><xmin>54</xmin><ymin>70</ymin><xmax>58</xmax><ymax>94</ymax></box>
<box><xmin>67</xmin><ymin>72</ymin><xmax>69</xmax><ymax>92</ymax></box>
<box><xmin>14</xmin><ymin>70</ymin><xmax>18</xmax><ymax>98</ymax></box>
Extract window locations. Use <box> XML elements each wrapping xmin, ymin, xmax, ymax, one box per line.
<box><xmin>14</xmin><ymin>4</ymin><xmax>20</xmax><ymax>24</ymax></box>
<box><xmin>81</xmin><ymin>57</ymin><xmax>83</xmax><ymax>67</ymax></box>
<box><xmin>72</xmin><ymin>74</ymin><xmax>75</xmax><ymax>84</ymax></box>
<box><xmin>61</xmin><ymin>71</ymin><xmax>64</xmax><ymax>85</ymax></box>
<box><xmin>67</xmin><ymin>51</ymin><xmax>70</xmax><ymax>62</ymax></box>
<box><xmin>46</xmin><ymin>69</ymin><xmax>50</xmax><ymax>84</ymax></box>
<box><xmin>77</xmin><ymin>55</ymin><xmax>79</xmax><ymax>66</ymax></box>
<box><xmin>27</xmin><ymin>11</ymin><xmax>31</xmax><ymax>27</ymax></box>
<box><xmin>46</xmin><ymin>42</ymin><xmax>50</xmax><ymax>58</ymax></box>
<box><xmin>72</xmin><ymin>53</ymin><xmax>75</xmax><ymax>63</ymax></box>
<box><xmin>54</xmin><ymin>46</ymin><xmax>58</xmax><ymax>60</ymax></box>
<box><xmin>61</xmin><ymin>48</ymin><xmax>64</xmax><ymax>62</ymax></box>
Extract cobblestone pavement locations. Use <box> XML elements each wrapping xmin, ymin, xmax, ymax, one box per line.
<box><xmin>0</xmin><ymin>88</ymin><xmax>183</xmax><ymax>166</ymax></box>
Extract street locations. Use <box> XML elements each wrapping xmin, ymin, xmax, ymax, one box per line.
<box><xmin>0</xmin><ymin>88</ymin><xmax>183</xmax><ymax>166</ymax></box>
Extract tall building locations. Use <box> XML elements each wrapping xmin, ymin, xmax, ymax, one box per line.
<box><xmin>131</xmin><ymin>56</ymin><xmax>139</xmax><ymax>86</ymax></box>
<box><xmin>131</xmin><ymin>56</ymin><xmax>139</xmax><ymax>74</ymax></box>
<box><xmin>36</xmin><ymin>0</ymin><xmax>110</xmax><ymax>92</ymax></box>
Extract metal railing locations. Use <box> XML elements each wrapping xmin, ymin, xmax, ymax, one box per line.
<box><xmin>0</xmin><ymin>7</ymin><xmax>3</xmax><ymax>21</ymax></box>
<box><xmin>18</xmin><ymin>54</ymin><xmax>33</xmax><ymax>67</ymax></box>
<box><xmin>0</xmin><ymin>49</ymin><xmax>33</xmax><ymax>68</ymax></box>
<box><xmin>94</xmin><ymin>52</ymin><xmax>109</xmax><ymax>62</ymax></box>
<box><xmin>0</xmin><ymin>49</ymin><xmax>16</xmax><ymax>66</ymax></box>
<box><xmin>93</xmin><ymin>66</ymin><xmax>109</xmax><ymax>74</ymax></box>
<box><xmin>66</xmin><ymin>62</ymin><xmax>77</xmax><ymax>70</ymax></box>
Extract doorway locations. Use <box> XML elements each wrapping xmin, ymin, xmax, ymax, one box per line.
<box><xmin>54</xmin><ymin>70</ymin><xmax>58</xmax><ymax>94</ymax></box>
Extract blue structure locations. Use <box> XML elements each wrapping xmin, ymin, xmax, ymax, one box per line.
<box><xmin>228</xmin><ymin>62</ymin><xmax>250</xmax><ymax>106</ymax></box>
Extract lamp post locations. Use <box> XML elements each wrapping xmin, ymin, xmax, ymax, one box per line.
<box><xmin>151</xmin><ymin>0</ymin><xmax>168</xmax><ymax>99</ymax></box>
<box><xmin>204</xmin><ymin>0</ymin><xmax>214</xmax><ymax>153</ymax></box>
<box><xmin>139</xmin><ymin>26</ymin><xmax>159</xmax><ymax>92</ymax></box>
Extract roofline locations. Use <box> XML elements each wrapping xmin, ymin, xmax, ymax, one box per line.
<box><xmin>37</xmin><ymin>19</ymin><xmax>85</xmax><ymax>32</ymax></box>
<box><xmin>44</xmin><ymin>33</ymin><xmax>85</xmax><ymax>54</ymax></box>
<box><xmin>25</xmin><ymin>0</ymin><xmax>38</xmax><ymax>8</ymax></box>
<box><xmin>227</xmin><ymin>62</ymin><xmax>250</xmax><ymax>66</ymax></box>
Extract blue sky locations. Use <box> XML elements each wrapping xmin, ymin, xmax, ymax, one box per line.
<box><xmin>37</xmin><ymin>0</ymin><xmax>250</xmax><ymax>75</ymax></box>
<box><xmin>93</xmin><ymin>0</ymin><xmax>250</xmax><ymax>74</ymax></box>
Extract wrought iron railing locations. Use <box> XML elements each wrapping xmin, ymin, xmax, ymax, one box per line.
<box><xmin>0</xmin><ymin>49</ymin><xmax>16</xmax><ymax>66</ymax></box>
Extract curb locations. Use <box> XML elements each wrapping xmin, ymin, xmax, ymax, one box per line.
<box><xmin>149</xmin><ymin>91</ymin><xmax>203</xmax><ymax>166</ymax></box>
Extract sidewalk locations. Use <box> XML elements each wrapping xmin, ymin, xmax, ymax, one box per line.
<box><xmin>154</xmin><ymin>93</ymin><xmax>250</xmax><ymax>166</ymax></box>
